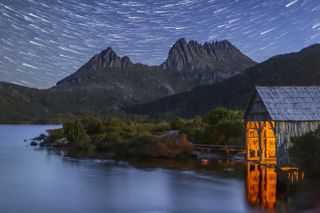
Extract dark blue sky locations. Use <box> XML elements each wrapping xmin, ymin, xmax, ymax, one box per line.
<box><xmin>1</xmin><ymin>0</ymin><xmax>319</xmax><ymax>88</ymax></box>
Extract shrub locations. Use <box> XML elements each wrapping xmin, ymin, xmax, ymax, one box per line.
<box><xmin>126</xmin><ymin>134</ymin><xmax>158</xmax><ymax>158</ymax></box>
<box><xmin>170</xmin><ymin>118</ymin><xmax>186</xmax><ymax>130</ymax></box>
<box><xmin>184</xmin><ymin>126</ymin><xmax>205</xmax><ymax>144</ymax></box>
<box><xmin>47</xmin><ymin>128</ymin><xmax>64</xmax><ymax>141</ymax></box>
<box><xmin>104</xmin><ymin>117</ymin><xmax>125</xmax><ymax>133</ymax></box>
<box><xmin>157</xmin><ymin>133</ymin><xmax>193</xmax><ymax>158</ymax></box>
<box><xmin>203</xmin><ymin>120</ymin><xmax>245</xmax><ymax>145</ymax></box>
<box><xmin>81</xmin><ymin>116</ymin><xmax>104</xmax><ymax>135</ymax></box>
<box><xmin>152</xmin><ymin>121</ymin><xmax>171</xmax><ymax>132</ymax></box>
<box><xmin>181</xmin><ymin>117</ymin><xmax>206</xmax><ymax>143</ymax></box>
<box><xmin>178</xmin><ymin>133</ymin><xmax>193</xmax><ymax>153</ymax></box>
<box><xmin>104</xmin><ymin>132</ymin><xmax>125</xmax><ymax>143</ymax></box>
<box><xmin>63</xmin><ymin>120</ymin><xmax>93</xmax><ymax>151</ymax></box>
<box><xmin>205</xmin><ymin>107</ymin><xmax>239</xmax><ymax>126</ymax></box>
<box><xmin>291</xmin><ymin>129</ymin><xmax>320</xmax><ymax>174</ymax></box>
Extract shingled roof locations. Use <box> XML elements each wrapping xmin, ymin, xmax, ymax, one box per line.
<box><xmin>255</xmin><ymin>86</ymin><xmax>320</xmax><ymax>121</ymax></box>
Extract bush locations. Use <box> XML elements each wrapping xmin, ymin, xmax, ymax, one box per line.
<box><xmin>47</xmin><ymin>128</ymin><xmax>64</xmax><ymax>141</ymax></box>
<box><xmin>180</xmin><ymin>117</ymin><xmax>205</xmax><ymax>143</ymax></box>
<box><xmin>157</xmin><ymin>133</ymin><xmax>193</xmax><ymax>158</ymax></box>
<box><xmin>125</xmin><ymin>133</ymin><xmax>193</xmax><ymax>158</ymax></box>
<box><xmin>177</xmin><ymin>133</ymin><xmax>193</xmax><ymax>153</ymax></box>
<box><xmin>81</xmin><ymin>116</ymin><xmax>104</xmax><ymax>135</ymax></box>
<box><xmin>184</xmin><ymin>126</ymin><xmax>205</xmax><ymax>144</ymax></box>
<box><xmin>170</xmin><ymin>118</ymin><xmax>186</xmax><ymax>130</ymax></box>
<box><xmin>291</xmin><ymin>129</ymin><xmax>320</xmax><ymax>174</ymax></box>
<box><xmin>152</xmin><ymin>121</ymin><xmax>171</xmax><ymax>132</ymax></box>
<box><xmin>205</xmin><ymin>107</ymin><xmax>239</xmax><ymax>126</ymax></box>
<box><xmin>63</xmin><ymin>120</ymin><xmax>93</xmax><ymax>151</ymax></box>
<box><xmin>126</xmin><ymin>134</ymin><xmax>158</xmax><ymax>158</ymax></box>
<box><xmin>203</xmin><ymin>120</ymin><xmax>245</xmax><ymax>145</ymax></box>
<box><xmin>104</xmin><ymin>132</ymin><xmax>125</xmax><ymax>143</ymax></box>
<box><xmin>104</xmin><ymin>118</ymin><xmax>125</xmax><ymax>133</ymax></box>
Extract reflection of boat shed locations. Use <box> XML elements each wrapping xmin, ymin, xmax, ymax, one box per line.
<box><xmin>244</xmin><ymin>86</ymin><xmax>320</xmax><ymax>164</ymax></box>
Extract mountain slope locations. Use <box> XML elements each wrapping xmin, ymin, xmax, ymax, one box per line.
<box><xmin>0</xmin><ymin>83</ymin><xmax>48</xmax><ymax>122</ymax></box>
<box><xmin>125</xmin><ymin>44</ymin><xmax>320</xmax><ymax>117</ymax></box>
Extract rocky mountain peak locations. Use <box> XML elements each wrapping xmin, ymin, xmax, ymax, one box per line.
<box><xmin>160</xmin><ymin>38</ymin><xmax>256</xmax><ymax>72</ymax></box>
<box><xmin>89</xmin><ymin>47</ymin><xmax>133</xmax><ymax>71</ymax></box>
<box><xmin>175</xmin><ymin>37</ymin><xmax>188</xmax><ymax>45</ymax></box>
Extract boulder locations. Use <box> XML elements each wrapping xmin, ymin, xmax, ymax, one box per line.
<box><xmin>30</xmin><ymin>141</ymin><xmax>38</xmax><ymax>146</ymax></box>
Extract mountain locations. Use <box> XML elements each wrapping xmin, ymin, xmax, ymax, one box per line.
<box><xmin>56</xmin><ymin>38</ymin><xmax>255</xmax><ymax>87</ymax></box>
<box><xmin>56</xmin><ymin>47</ymin><xmax>136</xmax><ymax>85</ymax></box>
<box><xmin>49</xmin><ymin>38</ymin><xmax>255</xmax><ymax>113</ymax></box>
<box><xmin>125</xmin><ymin>44</ymin><xmax>320</xmax><ymax>117</ymax></box>
<box><xmin>0</xmin><ymin>38</ymin><xmax>255</xmax><ymax>122</ymax></box>
<box><xmin>159</xmin><ymin>38</ymin><xmax>256</xmax><ymax>85</ymax></box>
<box><xmin>160</xmin><ymin>38</ymin><xmax>254</xmax><ymax>73</ymax></box>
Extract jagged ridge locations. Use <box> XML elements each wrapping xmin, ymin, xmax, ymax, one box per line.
<box><xmin>160</xmin><ymin>38</ymin><xmax>256</xmax><ymax>73</ymax></box>
<box><xmin>87</xmin><ymin>47</ymin><xmax>133</xmax><ymax>71</ymax></box>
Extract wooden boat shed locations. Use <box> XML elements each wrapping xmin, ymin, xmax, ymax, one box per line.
<box><xmin>244</xmin><ymin>86</ymin><xmax>320</xmax><ymax>164</ymax></box>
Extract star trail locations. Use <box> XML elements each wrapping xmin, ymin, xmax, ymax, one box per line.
<box><xmin>0</xmin><ymin>0</ymin><xmax>319</xmax><ymax>88</ymax></box>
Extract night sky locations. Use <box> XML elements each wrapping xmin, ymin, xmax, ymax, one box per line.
<box><xmin>1</xmin><ymin>0</ymin><xmax>319</xmax><ymax>88</ymax></box>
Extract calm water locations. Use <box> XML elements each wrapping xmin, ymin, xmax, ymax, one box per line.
<box><xmin>0</xmin><ymin>125</ymin><xmax>319</xmax><ymax>213</ymax></box>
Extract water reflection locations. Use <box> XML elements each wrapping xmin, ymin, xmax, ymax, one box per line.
<box><xmin>279</xmin><ymin>166</ymin><xmax>304</xmax><ymax>184</ymax></box>
<box><xmin>127</xmin><ymin>158</ymin><xmax>246</xmax><ymax>177</ymax></box>
<box><xmin>32</xmin><ymin>142</ymin><xmax>318</xmax><ymax>212</ymax></box>
<box><xmin>37</xmin><ymin>146</ymin><xmax>316</xmax><ymax>211</ymax></box>
<box><xmin>246</xmin><ymin>163</ymin><xmax>277</xmax><ymax>210</ymax></box>
<box><xmin>246</xmin><ymin>163</ymin><xmax>305</xmax><ymax>212</ymax></box>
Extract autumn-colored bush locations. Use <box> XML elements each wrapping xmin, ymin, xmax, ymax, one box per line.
<box><xmin>156</xmin><ymin>133</ymin><xmax>193</xmax><ymax>158</ymax></box>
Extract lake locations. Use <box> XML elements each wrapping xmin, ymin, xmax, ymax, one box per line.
<box><xmin>0</xmin><ymin>125</ymin><xmax>319</xmax><ymax>212</ymax></box>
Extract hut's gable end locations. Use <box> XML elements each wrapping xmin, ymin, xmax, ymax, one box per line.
<box><xmin>245</xmin><ymin>91</ymin><xmax>271</xmax><ymax>121</ymax></box>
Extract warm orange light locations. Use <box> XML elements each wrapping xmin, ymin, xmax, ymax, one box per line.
<box><xmin>201</xmin><ymin>159</ymin><xmax>209</xmax><ymax>165</ymax></box>
<box><xmin>246</xmin><ymin>163</ymin><xmax>260</xmax><ymax>206</ymax></box>
<box><xmin>280</xmin><ymin>166</ymin><xmax>298</xmax><ymax>171</ymax></box>
<box><xmin>246</xmin><ymin>121</ymin><xmax>276</xmax><ymax>164</ymax></box>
